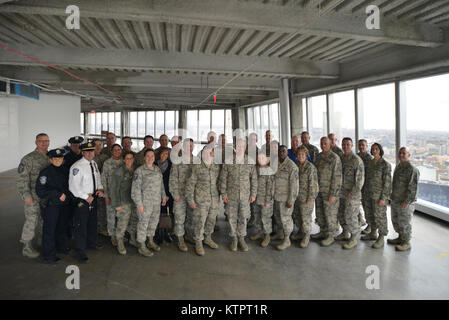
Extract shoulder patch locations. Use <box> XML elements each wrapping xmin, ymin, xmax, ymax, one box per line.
<box><xmin>18</xmin><ymin>162</ymin><xmax>25</xmax><ymax>174</ymax></box>
<box><xmin>133</xmin><ymin>173</ymin><xmax>138</xmax><ymax>181</ymax></box>
<box><xmin>39</xmin><ymin>176</ymin><xmax>47</xmax><ymax>185</ymax></box>
<box><xmin>73</xmin><ymin>168</ymin><xmax>79</xmax><ymax>176</ymax></box>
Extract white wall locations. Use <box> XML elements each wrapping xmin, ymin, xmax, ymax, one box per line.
<box><xmin>0</xmin><ymin>93</ymin><xmax>81</xmax><ymax>172</ymax></box>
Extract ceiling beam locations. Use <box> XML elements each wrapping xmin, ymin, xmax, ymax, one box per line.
<box><xmin>0</xmin><ymin>0</ymin><xmax>444</xmax><ymax>47</ymax></box>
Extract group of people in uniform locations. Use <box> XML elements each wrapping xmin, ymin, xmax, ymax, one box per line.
<box><xmin>16</xmin><ymin>129</ymin><xmax>419</xmax><ymax>264</ymax></box>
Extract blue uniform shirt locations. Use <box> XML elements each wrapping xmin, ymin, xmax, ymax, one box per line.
<box><xmin>288</xmin><ymin>149</ymin><xmax>312</xmax><ymax>163</ymax></box>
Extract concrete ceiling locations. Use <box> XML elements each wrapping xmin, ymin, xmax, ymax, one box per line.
<box><xmin>0</xmin><ymin>0</ymin><xmax>448</xmax><ymax>111</ymax></box>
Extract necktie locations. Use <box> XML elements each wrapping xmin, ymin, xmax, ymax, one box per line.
<box><xmin>90</xmin><ymin>162</ymin><xmax>96</xmax><ymax>194</ymax></box>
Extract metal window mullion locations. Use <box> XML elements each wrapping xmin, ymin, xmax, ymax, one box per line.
<box><xmin>326</xmin><ymin>93</ymin><xmax>330</xmax><ymax>135</ymax></box>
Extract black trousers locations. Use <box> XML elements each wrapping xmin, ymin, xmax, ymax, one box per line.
<box><xmin>73</xmin><ymin>200</ymin><xmax>97</xmax><ymax>257</ymax></box>
<box><xmin>42</xmin><ymin>205</ymin><xmax>70</xmax><ymax>259</ymax></box>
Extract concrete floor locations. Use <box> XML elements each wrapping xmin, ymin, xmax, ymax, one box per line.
<box><xmin>1</xmin><ymin>168</ymin><xmax>449</xmax><ymax>300</ymax></box>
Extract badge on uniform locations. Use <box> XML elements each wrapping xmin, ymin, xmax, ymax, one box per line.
<box><xmin>39</xmin><ymin>176</ymin><xmax>47</xmax><ymax>185</ymax></box>
<box><xmin>73</xmin><ymin>168</ymin><xmax>79</xmax><ymax>176</ymax></box>
<box><xmin>18</xmin><ymin>162</ymin><xmax>25</xmax><ymax>174</ymax></box>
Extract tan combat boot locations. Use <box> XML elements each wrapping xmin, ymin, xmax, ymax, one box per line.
<box><xmin>239</xmin><ymin>237</ymin><xmax>249</xmax><ymax>252</ymax></box>
<box><xmin>229</xmin><ymin>237</ymin><xmax>238</xmax><ymax>252</ymax></box>
<box><xmin>260</xmin><ymin>234</ymin><xmax>271</xmax><ymax>247</ymax></box>
<box><xmin>250</xmin><ymin>232</ymin><xmax>264</xmax><ymax>241</ymax></box>
<box><xmin>320</xmin><ymin>234</ymin><xmax>335</xmax><ymax>247</ymax></box>
<box><xmin>22</xmin><ymin>241</ymin><xmax>39</xmax><ymax>258</ymax></box>
<box><xmin>271</xmin><ymin>233</ymin><xmax>285</xmax><ymax>241</ymax></box>
<box><xmin>111</xmin><ymin>236</ymin><xmax>118</xmax><ymax>247</ymax></box>
<box><xmin>195</xmin><ymin>241</ymin><xmax>205</xmax><ymax>256</ymax></box>
<box><xmin>147</xmin><ymin>238</ymin><xmax>160</xmax><ymax>252</ymax></box>
<box><xmin>177</xmin><ymin>236</ymin><xmax>188</xmax><ymax>252</ymax></box>
<box><xmin>395</xmin><ymin>242</ymin><xmax>411</xmax><ymax>251</ymax></box>
<box><xmin>138</xmin><ymin>242</ymin><xmax>153</xmax><ymax>257</ymax></box>
<box><xmin>372</xmin><ymin>235</ymin><xmax>384</xmax><ymax>249</ymax></box>
<box><xmin>311</xmin><ymin>231</ymin><xmax>326</xmax><ymax>240</ymax></box>
<box><xmin>362</xmin><ymin>225</ymin><xmax>371</xmax><ymax>235</ymax></box>
<box><xmin>129</xmin><ymin>233</ymin><xmax>139</xmax><ymax>248</ymax></box>
<box><xmin>184</xmin><ymin>233</ymin><xmax>196</xmax><ymax>245</ymax></box>
<box><xmin>342</xmin><ymin>235</ymin><xmax>358</xmax><ymax>249</ymax></box>
<box><xmin>203</xmin><ymin>235</ymin><xmax>219</xmax><ymax>249</ymax></box>
<box><xmin>361</xmin><ymin>230</ymin><xmax>378</xmax><ymax>241</ymax></box>
<box><xmin>276</xmin><ymin>237</ymin><xmax>291</xmax><ymax>251</ymax></box>
<box><xmin>299</xmin><ymin>233</ymin><xmax>310</xmax><ymax>248</ymax></box>
<box><xmin>387</xmin><ymin>236</ymin><xmax>402</xmax><ymax>245</ymax></box>
<box><xmin>117</xmin><ymin>237</ymin><xmax>126</xmax><ymax>255</ymax></box>
<box><xmin>335</xmin><ymin>231</ymin><xmax>351</xmax><ymax>241</ymax></box>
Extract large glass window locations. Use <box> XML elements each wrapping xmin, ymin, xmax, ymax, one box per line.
<box><xmin>155</xmin><ymin>111</ymin><xmax>165</xmax><ymax>138</ymax></box>
<box><xmin>127</xmin><ymin>110</ymin><xmax>178</xmax><ymax>139</ymax></box>
<box><xmin>246</xmin><ymin>102</ymin><xmax>281</xmax><ymax>147</ymax></box>
<box><xmin>186</xmin><ymin>109</ymin><xmax>232</xmax><ymax>143</ymax></box>
<box><xmin>138</xmin><ymin>111</ymin><xmax>146</xmax><ymax>138</ymax></box>
<box><xmin>401</xmin><ymin>73</ymin><xmax>449</xmax><ymax>209</ymax></box>
<box><xmin>80</xmin><ymin>113</ymin><xmax>84</xmax><ymax>134</ymax></box>
<box><xmin>307</xmin><ymin>95</ymin><xmax>327</xmax><ymax>146</ymax></box>
<box><xmin>129</xmin><ymin>112</ymin><xmax>138</xmax><ymax>137</ymax></box>
<box><xmin>329</xmin><ymin>90</ymin><xmax>355</xmax><ymax>145</ymax></box>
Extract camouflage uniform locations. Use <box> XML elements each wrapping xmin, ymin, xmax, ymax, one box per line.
<box><xmin>365</xmin><ymin>158</ymin><xmax>392</xmax><ymax>236</ymax></box>
<box><xmin>304</xmin><ymin>143</ymin><xmax>320</xmax><ymax>164</ymax></box>
<box><xmin>131</xmin><ymin>164</ymin><xmax>166</xmax><ymax>243</ymax></box>
<box><xmin>93</xmin><ymin>153</ymin><xmax>109</xmax><ymax>172</ymax></box>
<box><xmin>101</xmin><ymin>158</ymin><xmax>122</xmax><ymax>236</ymax></box>
<box><xmin>315</xmin><ymin>151</ymin><xmax>342</xmax><ymax>236</ymax></box>
<box><xmin>185</xmin><ymin>161</ymin><xmax>221</xmax><ymax>241</ymax></box>
<box><xmin>390</xmin><ymin>161</ymin><xmax>419</xmax><ymax>242</ymax></box>
<box><xmin>94</xmin><ymin>153</ymin><xmax>109</xmax><ymax>233</ymax></box>
<box><xmin>273</xmin><ymin>158</ymin><xmax>299</xmax><ymax>237</ymax></box>
<box><xmin>17</xmin><ymin>149</ymin><xmax>50</xmax><ymax>244</ymax></box>
<box><xmin>220</xmin><ymin>156</ymin><xmax>258</xmax><ymax>238</ymax></box>
<box><xmin>110</xmin><ymin>164</ymin><xmax>136</xmax><ymax>239</ymax></box>
<box><xmin>169</xmin><ymin>159</ymin><xmax>194</xmax><ymax>238</ymax></box>
<box><xmin>253</xmin><ymin>166</ymin><xmax>275</xmax><ymax>235</ymax></box>
<box><xmin>332</xmin><ymin>146</ymin><xmax>344</xmax><ymax>160</ymax></box>
<box><xmin>293</xmin><ymin>161</ymin><xmax>319</xmax><ymax>235</ymax></box>
<box><xmin>338</xmin><ymin>153</ymin><xmax>365</xmax><ymax>236</ymax></box>
<box><xmin>357</xmin><ymin>151</ymin><xmax>373</xmax><ymax>225</ymax></box>
<box><xmin>135</xmin><ymin>148</ymin><xmax>147</xmax><ymax>167</ymax></box>
<box><xmin>100</xmin><ymin>146</ymin><xmax>112</xmax><ymax>158</ymax></box>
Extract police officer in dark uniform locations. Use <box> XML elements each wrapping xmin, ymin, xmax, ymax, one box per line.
<box><xmin>64</xmin><ymin>136</ymin><xmax>84</xmax><ymax>172</ymax></box>
<box><xmin>35</xmin><ymin>148</ymin><xmax>73</xmax><ymax>264</ymax></box>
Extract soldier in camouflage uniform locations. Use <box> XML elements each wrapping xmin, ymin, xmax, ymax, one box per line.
<box><xmin>185</xmin><ymin>147</ymin><xmax>221</xmax><ymax>256</ymax></box>
<box><xmin>101</xmin><ymin>144</ymin><xmax>123</xmax><ymax>246</ymax></box>
<box><xmin>131</xmin><ymin>149</ymin><xmax>168</xmax><ymax>257</ymax></box>
<box><xmin>249</xmin><ymin>153</ymin><xmax>275</xmax><ymax>247</ymax></box>
<box><xmin>336</xmin><ymin>138</ymin><xmax>365</xmax><ymax>249</ymax></box>
<box><xmin>110</xmin><ymin>151</ymin><xmax>137</xmax><ymax>255</ymax></box>
<box><xmin>93</xmin><ymin>138</ymin><xmax>109</xmax><ymax>236</ymax></box>
<box><xmin>388</xmin><ymin>147</ymin><xmax>419</xmax><ymax>251</ymax></box>
<box><xmin>311</xmin><ymin>137</ymin><xmax>342</xmax><ymax>247</ymax></box>
<box><xmin>292</xmin><ymin>146</ymin><xmax>319</xmax><ymax>248</ymax></box>
<box><xmin>100</xmin><ymin>132</ymin><xmax>116</xmax><ymax>158</ymax></box>
<box><xmin>135</xmin><ymin>135</ymin><xmax>154</xmax><ymax>167</ymax></box>
<box><xmin>273</xmin><ymin>145</ymin><xmax>299</xmax><ymax>251</ymax></box>
<box><xmin>301</xmin><ymin>131</ymin><xmax>320</xmax><ymax>164</ymax></box>
<box><xmin>169</xmin><ymin>138</ymin><xmax>196</xmax><ymax>252</ymax></box>
<box><xmin>220</xmin><ymin>139</ymin><xmax>258</xmax><ymax>252</ymax></box>
<box><xmin>328</xmin><ymin>133</ymin><xmax>344</xmax><ymax>160</ymax></box>
<box><xmin>357</xmin><ymin>139</ymin><xmax>373</xmax><ymax>233</ymax></box>
<box><xmin>362</xmin><ymin>143</ymin><xmax>391</xmax><ymax>249</ymax></box>
<box><xmin>17</xmin><ymin>133</ymin><xmax>51</xmax><ymax>258</ymax></box>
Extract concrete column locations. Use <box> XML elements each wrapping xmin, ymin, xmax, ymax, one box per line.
<box><xmin>355</xmin><ymin>89</ymin><xmax>362</xmax><ymax>145</ymax></box>
<box><xmin>178</xmin><ymin>109</ymin><xmax>187</xmax><ymax>139</ymax></box>
<box><xmin>121</xmin><ymin>110</ymin><xmax>128</xmax><ymax>137</ymax></box>
<box><xmin>290</xmin><ymin>95</ymin><xmax>305</xmax><ymax>138</ymax></box>
<box><xmin>279</xmin><ymin>78</ymin><xmax>291</xmax><ymax>146</ymax></box>
<box><xmin>231</xmin><ymin>105</ymin><xmax>245</xmax><ymax>140</ymax></box>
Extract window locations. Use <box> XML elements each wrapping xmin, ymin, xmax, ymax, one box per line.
<box><xmin>186</xmin><ymin>109</ymin><xmax>232</xmax><ymax>144</ymax></box>
<box><xmin>80</xmin><ymin>113</ymin><xmax>84</xmax><ymax>134</ymax></box>
<box><xmin>329</xmin><ymin>90</ymin><xmax>355</xmax><ymax>145</ymax></box>
<box><xmin>358</xmin><ymin>83</ymin><xmax>396</xmax><ymax>167</ymax></box>
<box><xmin>246</xmin><ymin>102</ymin><xmax>281</xmax><ymax>147</ymax></box>
<box><xmin>155</xmin><ymin>111</ymin><xmax>165</xmax><ymax>138</ymax></box>
<box><xmin>307</xmin><ymin>95</ymin><xmax>327</xmax><ymax>146</ymax></box>
<box><xmin>129</xmin><ymin>112</ymin><xmax>138</xmax><ymax>137</ymax></box>
<box><xmin>302</xmin><ymin>98</ymin><xmax>307</xmax><ymax>131</ymax></box>
<box><xmin>84</xmin><ymin>111</ymin><xmax>121</xmax><ymax>136</ymax></box>
<box><xmin>128</xmin><ymin>110</ymin><xmax>178</xmax><ymax>139</ymax></box>
<box><xmin>401</xmin><ymin>73</ymin><xmax>449</xmax><ymax>209</ymax></box>
<box><xmin>138</xmin><ymin>111</ymin><xmax>146</xmax><ymax>138</ymax></box>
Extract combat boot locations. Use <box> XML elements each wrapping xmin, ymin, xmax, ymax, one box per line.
<box><xmin>177</xmin><ymin>236</ymin><xmax>188</xmax><ymax>252</ymax></box>
<box><xmin>184</xmin><ymin>233</ymin><xmax>195</xmax><ymax>245</ymax></box>
<box><xmin>299</xmin><ymin>233</ymin><xmax>310</xmax><ymax>248</ymax></box>
<box><xmin>203</xmin><ymin>235</ymin><xmax>219</xmax><ymax>249</ymax></box>
<box><xmin>229</xmin><ymin>237</ymin><xmax>238</xmax><ymax>252</ymax></box>
<box><xmin>342</xmin><ymin>235</ymin><xmax>358</xmax><ymax>249</ymax></box>
<box><xmin>195</xmin><ymin>241</ymin><xmax>205</xmax><ymax>256</ymax></box>
<box><xmin>276</xmin><ymin>237</ymin><xmax>291</xmax><ymax>251</ymax></box>
<box><xmin>138</xmin><ymin>242</ymin><xmax>153</xmax><ymax>257</ymax></box>
<box><xmin>290</xmin><ymin>232</ymin><xmax>303</xmax><ymax>241</ymax></box>
<box><xmin>361</xmin><ymin>230</ymin><xmax>378</xmax><ymax>241</ymax></box>
<box><xmin>395</xmin><ymin>242</ymin><xmax>411</xmax><ymax>251</ymax></box>
<box><xmin>260</xmin><ymin>234</ymin><xmax>271</xmax><ymax>247</ymax></box>
<box><xmin>271</xmin><ymin>233</ymin><xmax>285</xmax><ymax>241</ymax></box>
<box><xmin>117</xmin><ymin>237</ymin><xmax>126</xmax><ymax>255</ymax></box>
<box><xmin>335</xmin><ymin>231</ymin><xmax>351</xmax><ymax>241</ymax></box>
<box><xmin>362</xmin><ymin>225</ymin><xmax>371</xmax><ymax>235</ymax></box>
<box><xmin>372</xmin><ymin>235</ymin><xmax>384</xmax><ymax>249</ymax></box>
<box><xmin>250</xmin><ymin>232</ymin><xmax>264</xmax><ymax>241</ymax></box>
<box><xmin>320</xmin><ymin>234</ymin><xmax>335</xmax><ymax>247</ymax></box>
<box><xmin>111</xmin><ymin>236</ymin><xmax>118</xmax><ymax>247</ymax></box>
<box><xmin>22</xmin><ymin>241</ymin><xmax>39</xmax><ymax>258</ymax></box>
<box><xmin>147</xmin><ymin>238</ymin><xmax>160</xmax><ymax>252</ymax></box>
<box><xmin>238</xmin><ymin>237</ymin><xmax>249</xmax><ymax>252</ymax></box>
<box><xmin>311</xmin><ymin>231</ymin><xmax>326</xmax><ymax>240</ymax></box>
<box><xmin>387</xmin><ymin>236</ymin><xmax>402</xmax><ymax>245</ymax></box>
<box><xmin>129</xmin><ymin>233</ymin><xmax>139</xmax><ymax>248</ymax></box>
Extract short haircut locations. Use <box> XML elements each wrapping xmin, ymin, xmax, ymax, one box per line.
<box><xmin>358</xmin><ymin>139</ymin><xmax>367</xmax><ymax>144</ymax></box>
<box><xmin>144</xmin><ymin>135</ymin><xmax>154</xmax><ymax>141</ymax></box>
<box><xmin>36</xmin><ymin>133</ymin><xmax>48</xmax><ymax>140</ymax></box>
<box><xmin>107</xmin><ymin>132</ymin><xmax>115</xmax><ymax>137</ymax></box>
<box><xmin>342</xmin><ymin>137</ymin><xmax>353</xmax><ymax>143</ymax></box>
<box><xmin>123</xmin><ymin>151</ymin><xmax>136</xmax><ymax>158</ymax></box>
<box><xmin>111</xmin><ymin>143</ymin><xmax>122</xmax><ymax>150</ymax></box>
<box><xmin>279</xmin><ymin>145</ymin><xmax>288</xmax><ymax>150</ymax></box>
<box><xmin>371</xmin><ymin>143</ymin><xmax>384</xmax><ymax>157</ymax></box>
<box><xmin>122</xmin><ymin>136</ymin><xmax>131</xmax><ymax>142</ymax></box>
<box><xmin>296</xmin><ymin>145</ymin><xmax>309</xmax><ymax>156</ymax></box>
<box><xmin>91</xmin><ymin>138</ymin><xmax>101</xmax><ymax>144</ymax></box>
<box><xmin>144</xmin><ymin>148</ymin><xmax>155</xmax><ymax>157</ymax></box>
<box><xmin>301</xmin><ymin>131</ymin><xmax>310</xmax><ymax>136</ymax></box>
<box><xmin>159</xmin><ymin>147</ymin><xmax>171</xmax><ymax>154</ymax></box>
<box><xmin>159</xmin><ymin>134</ymin><xmax>168</xmax><ymax>139</ymax></box>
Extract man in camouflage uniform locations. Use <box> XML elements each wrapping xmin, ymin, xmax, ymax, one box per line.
<box><xmin>135</xmin><ymin>135</ymin><xmax>154</xmax><ymax>167</ymax></box>
<box><xmin>93</xmin><ymin>138</ymin><xmax>109</xmax><ymax>236</ymax></box>
<box><xmin>292</xmin><ymin>146</ymin><xmax>319</xmax><ymax>248</ymax></box>
<box><xmin>273</xmin><ymin>145</ymin><xmax>299</xmax><ymax>251</ymax></box>
<box><xmin>101</xmin><ymin>144</ymin><xmax>123</xmax><ymax>246</ymax></box>
<box><xmin>185</xmin><ymin>147</ymin><xmax>221</xmax><ymax>256</ymax></box>
<box><xmin>17</xmin><ymin>133</ymin><xmax>51</xmax><ymax>258</ymax></box>
<box><xmin>101</xmin><ymin>132</ymin><xmax>116</xmax><ymax>158</ymax></box>
<box><xmin>131</xmin><ymin>149</ymin><xmax>168</xmax><ymax>257</ymax></box>
<box><xmin>311</xmin><ymin>137</ymin><xmax>342</xmax><ymax>247</ymax></box>
<box><xmin>357</xmin><ymin>139</ymin><xmax>372</xmax><ymax>233</ymax></box>
<box><xmin>301</xmin><ymin>131</ymin><xmax>320</xmax><ymax>164</ymax></box>
<box><xmin>336</xmin><ymin>138</ymin><xmax>365</xmax><ymax>249</ymax></box>
<box><xmin>220</xmin><ymin>139</ymin><xmax>258</xmax><ymax>252</ymax></box>
<box><xmin>247</xmin><ymin>132</ymin><xmax>260</xmax><ymax>229</ymax></box>
<box><xmin>388</xmin><ymin>147</ymin><xmax>420</xmax><ymax>251</ymax></box>
<box><xmin>169</xmin><ymin>138</ymin><xmax>196</xmax><ymax>252</ymax></box>
<box><xmin>328</xmin><ymin>133</ymin><xmax>344</xmax><ymax>159</ymax></box>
